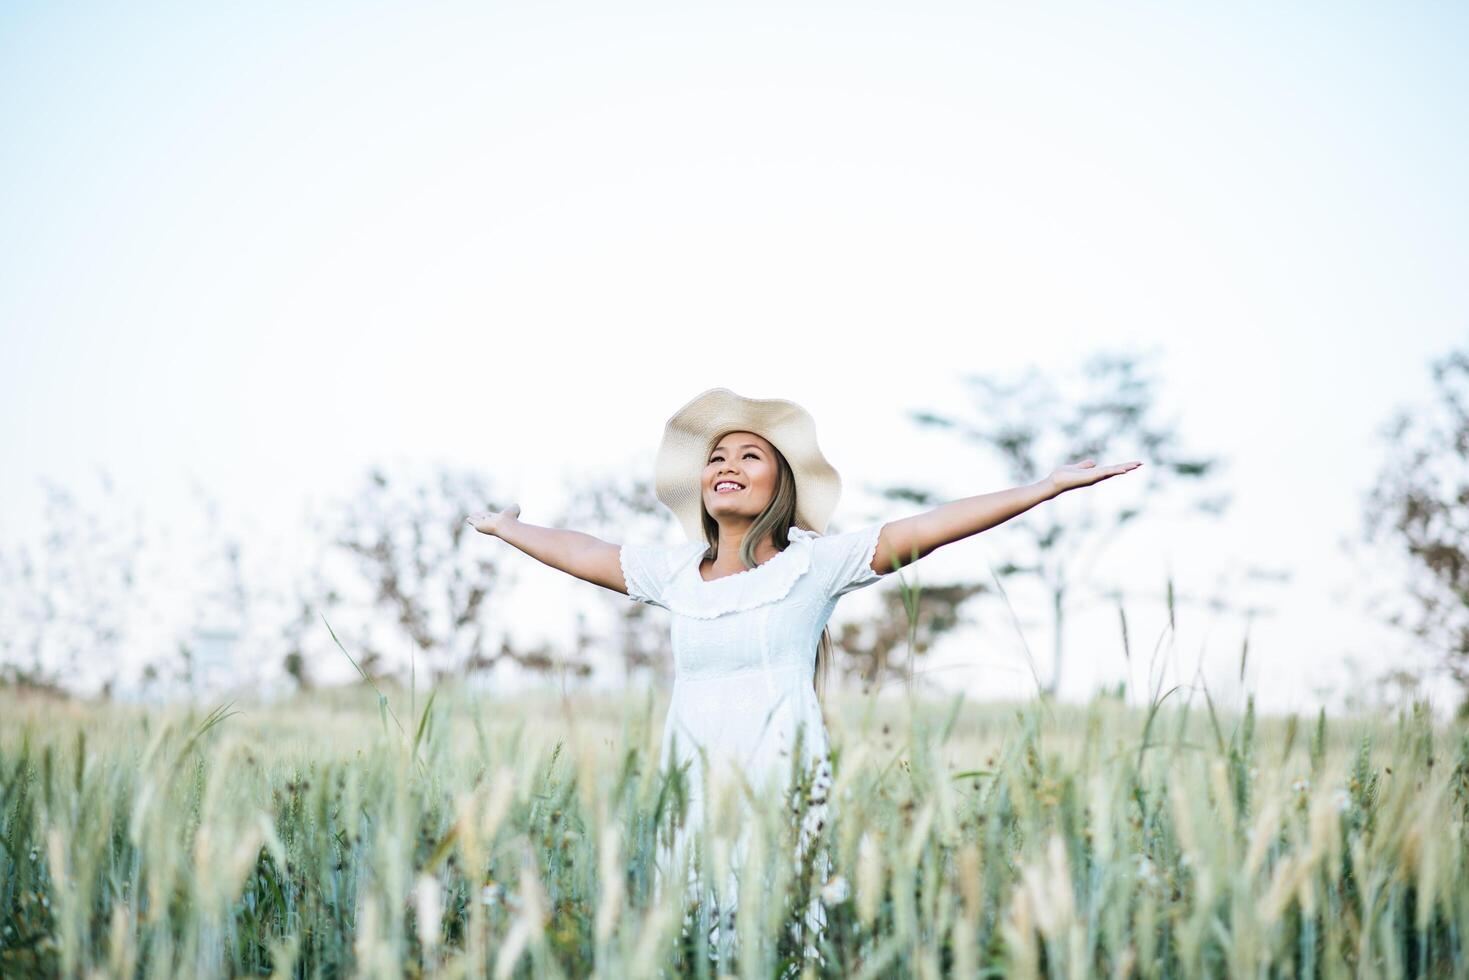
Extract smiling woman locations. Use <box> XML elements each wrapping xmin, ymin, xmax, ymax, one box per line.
<box><xmin>465</xmin><ymin>386</ymin><xmax>1142</xmax><ymax>961</ymax></box>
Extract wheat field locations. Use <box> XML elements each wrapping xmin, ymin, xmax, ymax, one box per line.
<box><xmin>1</xmin><ymin>678</ymin><xmax>1465</xmax><ymax>978</ymax></box>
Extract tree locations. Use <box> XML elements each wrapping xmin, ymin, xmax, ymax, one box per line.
<box><xmin>830</xmin><ymin>581</ymin><xmax>988</xmax><ymax>692</ymax></box>
<box><xmin>0</xmin><ymin>472</ymin><xmax>154</xmax><ymax>697</ymax></box>
<box><xmin>895</xmin><ymin>348</ymin><xmax>1229</xmax><ymax>697</ymax></box>
<box><xmin>0</xmin><ymin>470</ymin><xmax>340</xmax><ymax>700</ymax></box>
<box><xmin>192</xmin><ymin>487</ymin><xmax>336</xmax><ymax>697</ymax></box>
<box><xmin>1363</xmin><ymin>346</ymin><xmax>1469</xmax><ymax>708</ymax></box>
<box><xmin>315</xmin><ymin>463</ymin><xmax>576</xmax><ymax>685</ymax></box>
<box><xmin>554</xmin><ymin>470</ymin><xmax>677</xmax><ymax>682</ymax></box>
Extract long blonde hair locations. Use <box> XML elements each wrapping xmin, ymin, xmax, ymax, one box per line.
<box><xmin>698</xmin><ymin>434</ymin><xmax>834</xmax><ymax>706</ymax></box>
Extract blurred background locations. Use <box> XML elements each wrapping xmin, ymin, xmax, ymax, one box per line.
<box><xmin>1</xmin><ymin>0</ymin><xmax>1464</xmax><ymax>717</ymax></box>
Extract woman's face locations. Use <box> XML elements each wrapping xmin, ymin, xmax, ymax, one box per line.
<box><xmin>702</xmin><ymin>430</ymin><xmax>777</xmax><ymax>523</ymax></box>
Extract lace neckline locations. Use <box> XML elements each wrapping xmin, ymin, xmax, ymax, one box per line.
<box><xmin>656</xmin><ymin>526</ymin><xmax>820</xmax><ymax>619</ymax></box>
<box><xmin>690</xmin><ymin>526</ymin><xmax>816</xmax><ymax>584</ymax></box>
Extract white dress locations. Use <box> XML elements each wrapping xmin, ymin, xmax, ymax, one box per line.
<box><xmin>618</xmin><ymin>521</ymin><xmax>886</xmax><ymax>945</ymax></box>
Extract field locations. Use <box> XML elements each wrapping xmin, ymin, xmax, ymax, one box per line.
<box><xmin>1</xmin><ymin>680</ymin><xmax>1465</xmax><ymax>978</ymax></box>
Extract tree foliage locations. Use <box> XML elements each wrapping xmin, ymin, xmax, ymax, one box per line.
<box><xmin>1363</xmin><ymin>346</ymin><xmax>1469</xmax><ymax>705</ymax></box>
<box><xmin>555</xmin><ymin>471</ymin><xmax>678</xmax><ymax>681</ymax></box>
<box><xmin>315</xmin><ymin>463</ymin><xmax>572</xmax><ymax>684</ymax></box>
<box><xmin>895</xmin><ymin>348</ymin><xmax>1229</xmax><ymax>696</ymax></box>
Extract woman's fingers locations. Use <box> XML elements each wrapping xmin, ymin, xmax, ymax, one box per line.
<box><xmin>466</xmin><ymin>503</ymin><xmax>520</xmax><ymax>535</ymax></box>
<box><xmin>1097</xmin><ymin>461</ymin><xmax>1142</xmax><ymax>481</ymax></box>
<box><xmin>1053</xmin><ymin>459</ymin><xmax>1143</xmax><ymax>491</ymax></box>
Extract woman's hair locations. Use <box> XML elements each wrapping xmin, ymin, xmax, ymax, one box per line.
<box><xmin>698</xmin><ymin>432</ymin><xmax>834</xmax><ymax>706</ymax></box>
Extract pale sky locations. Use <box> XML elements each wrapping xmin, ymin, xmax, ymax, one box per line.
<box><xmin>2</xmin><ymin>0</ymin><xmax>1465</xmax><ymax>716</ymax></box>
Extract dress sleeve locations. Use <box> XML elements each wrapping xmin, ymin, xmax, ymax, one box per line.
<box><xmin>618</xmin><ymin>541</ymin><xmax>683</xmax><ymax>609</ymax></box>
<box><xmin>812</xmin><ymin>522</ymin><xmax>886</xmax><ymax>600</ymax></box>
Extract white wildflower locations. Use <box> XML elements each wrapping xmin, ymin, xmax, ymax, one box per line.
<box><xmin>1134</xmin><ymin>852</ymin><xmax>1158</xmax><ymax>885</ymax></box>
<box><xmin>821</xmin><ymin>875</ymin><xmax>850</xmax><ymax>906</ymax></box>
<box><xmin>856</xmin><ymin>833</ymin><xmax>882</xmax><ymax>928</ymax></box>
<box><xmin>1021</xmin><ymin>837</ymin><xmax>1076</xmax><ymax>938</ymax></box>
<box><xmin>413</xmin><ymin>874</ymin><xmax>442</xmax><ymax>952</ymax></box>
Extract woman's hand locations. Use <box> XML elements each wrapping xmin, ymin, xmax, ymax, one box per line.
<box><xmin>465</xmin><ymin>503</ymin><xmax>521</xmax><ymax>537</ymax></box>
<box><xmin>1045</xmin><ymin>459</ymin><xmax>1143</xmax><ymax>496</ymax></box>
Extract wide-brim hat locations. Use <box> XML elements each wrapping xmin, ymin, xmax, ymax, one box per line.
<box><xmin>654</xmin><ymin>387</ymin><xmax>842</xmax><ymax>542</ymax></box>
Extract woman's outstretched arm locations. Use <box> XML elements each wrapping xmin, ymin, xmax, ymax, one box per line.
<box><xmin>466</xmin><ymin>504</ymin><xmax>629</xmax><ymax>595</ymax></box>
<box><xmin>869</xmin><ymin>458</ymin><xmax>1144</xmax><ymax>575</ymax></box>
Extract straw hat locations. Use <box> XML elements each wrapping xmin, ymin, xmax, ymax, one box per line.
<box><xmin>653</xmin><ymin>387</ymin><xmax>843</xmax><ymax>542</ymax></box>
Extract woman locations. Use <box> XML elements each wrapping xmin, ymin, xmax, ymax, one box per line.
<box><xmin>466</xmin><ymin>387</ymin><xmax>1142</xmax><ymax>960</ymax></box>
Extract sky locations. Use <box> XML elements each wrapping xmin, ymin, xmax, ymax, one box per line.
<box><xmin>1</xmin><ymin>0</ymin><xmax>1466</xmax><ymax>717</ymax></box>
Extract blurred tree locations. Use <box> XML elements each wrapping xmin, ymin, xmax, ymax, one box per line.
<box><xmin>1363</xmin><ymin>346</ymin><xmax>1469</xmax><ymax>712</ymax></box>
<box><xmin>316</xmin><ymin>463</ymin><xmax>580</xmax><ymax>685</ymax></box>
<box><xmin>555</xmin><ymin>470</ymin><xmax>676</xmax><ymax>683</ymax></box>
<box><xmin>208</xmin><ymin>496</ymin><xmax>339</xmax><ymax>696</ymax></box>
<box><xmin>0</xmin><ymin>471</ymin><xmax>152</xmax><ymax>697</ymax></box>
<box><xmin>0</xmin><ymin>471</ymin><xmax>334</xmax><ymax>700</ymax></box>
<box><xmin>270</xmin><ymin>568</ymin><xmax>331</xmax><ymax>693</ymax></box>
<box><xmin>889</xmin><ymin>348</ymin><xmax>1229</xmax><ymax>697</ymax></box>
<box><xmin>830</xmin><ymin>581</ymin><xmax>988</xmax><ymax>692</ymax></box>
<box><xmin>173</xmin><ymin>481</ymin><xmax>251</xmax><ymax>697</ymax></box>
